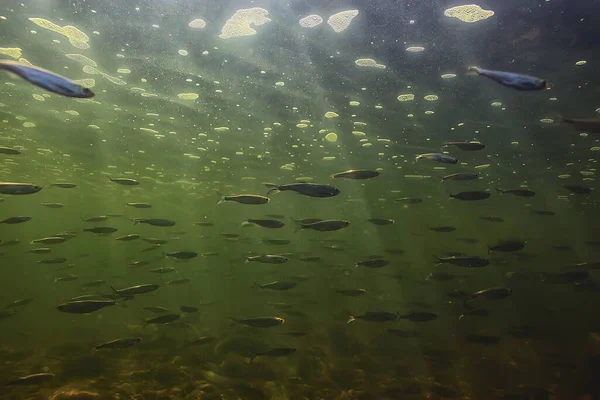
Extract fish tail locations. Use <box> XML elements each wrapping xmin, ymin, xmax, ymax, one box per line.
<box><xmin>265</xmin><ymin>183</ymin><xmax>280</xmax><ymax>196</ymax></box>
<box><xmin>294</xmin><ymin>225</ymin><xmax>303</xmax><ymax>233</ymax></box>
<box><xmin>216</xmin><ymin>191</ymin><xmax>227</xmax><ymax>205</ymax></box>
<box><xmin>467</xmin><ymin>66</ymin><xmax>480</xmax><ymax>75</ymax></box>
<box><xmin>414</xmin><ymin>154</ymin><xmax>421</xmax><ymax>162</ymax></box>
<box><xmin>346</xmin><ymin>315</ymin><xmax>356</xmax><ymax>324</ymax></box>
<box><xmin>109</xmin><ymin>285</ymin><xmax>118</xmax><ymax>294</ymax></box>
<box><xmin>495</xmin><ymin>187</ymin><xmax>504</xmax><ymax>194</ymax></box>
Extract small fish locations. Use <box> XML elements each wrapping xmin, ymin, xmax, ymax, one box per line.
<box><xmin>488</xmin><ymin>240</ymin><xmax>525</xmax><ymax>252</ymax></box>
<box><xmin>263</xmin><ymin>239</ymin><xmax>291</xmax><ymax>245</ymax></box>
<box><xmin>465</xmin><ymin>335</ymin><xmax>501</xmax><ymax>345</ymax></box>
<box><xmin>333</xmin><ymin>169</ymin><xmax>379</xmax><ymax>179</ymax></box>
<box><xmin>563</xmin><ymin>185</ymin><xmax>592</xmax><ymax>194</ymax></box>
<box><xmin>38</xmin><ymin>257</ymin><xmax>67</xmax><ymax>264</ymax></box>
<box><xmin>50</xmin><ymin>183</ymin><xmax>77</xmax><ymax>188</ymax></box>
<box><xmin>436</xmin><ymin>255</ymin><xmax>489</xmax><ymax>268</ymax></box>
<box><xmin>569</xmin><ymin>262</ymin><xmax>600</xmax><ymax>270</ymax></box>
<box><xmin>0</xmin><ymin>216</ymin><xmax>32</xmax><ymax>224</ymax></box>
<box><xmin>116</xmin><ymin>234</ymin><xmax>140</xmax><ymax>241</ymax></box>
<box><xmin>398</xmin><ymin>312</ymin><xmax>438</xmax><ymax>322</ymax></box>
<box><xmin>150</xmin><ymin>267</ymin><xmax>176</xmax><ymax>274</ymax></box>
<box><xmin>429</xmin><ymin>226</ymin><xmax>456</xmax><ymax>233</ymax></box>
<box><xmin>81</xmin><ymin>280</ymin><xmax>106</xmax><ymax>288</ymax></box>
<box><xmin>0</xmin><ymin>146</ymin><xmax>21</xmax><ymax>155</ymax></box>
<box><xmin>246</xmin><ymin>254</ymin><xmax>289</xmax><ymax>264</ymax></box>
<box><xmin>83</xmin><ymin>226</ymin><xmax>118</xmax><ymax>234</ymax></box>
<box><xmin>69</xmin><ymin>295</ymin><xmax>102</xmax><ymax>302</ymax></box>
<box><xmin>30</xmin><ymin>237</ymin><xmax>64</xmax><ymax>245</ymax></box>
<box><xmin>0</xmin><ymin>239</ymin><xmax>20</xmax><ymax>246</ymax></box>
<box><xmin>55</xmin><ymin>274</ymin><xmax>78</xmax><ymax>282</ymax></box>
<box><xmin>469</xmin><ymin>287</ymin><xmax>512</xmax><ymax>301</ymax></box>
<box><xmin>127</xmin><ymin>202</ymin><xmax>152</xmax><ymax>208</ymax></box>
<box><xmin>129</xmin><ymin>261</ymin><xmax>150</xmax><ymax>267</ymax></box>
<box><xmin>347</xmin><ymin>311</ymin><xmax>397</xmax><ymax>323</ymax></box>
<box><xmin>480</xmin><ymin>216</ymin><xmax>504</xmax><ymax>223</ymax></box>
<box><xmin>387</xmin><ymin>329</ymin><xmax>419</xmax><ymax>338</ymax></box>
<box><xmin>336</xmin><ymin>288</ymin><xmax>367</xmax><ymax>297</ymax></box>
<box><xmin>163</xmin><ymin>251</ymin><xmax>197</xmax><ymax>259</ymax></box>
<box><xmin>299</xmin><ymin>220</ymin><xmax>350</xmax><ymax>232</ymax></box>
<box><xmin>441</xmin><ymin>172</ymin><xmax>478</xmax><ymax>181</ymax></box>
<box><xmin>217</xmin><ymin>194</ymin><xmax>270</xmax><ymax>205</ymax></box>
<box><xmin>443</xmin><ymin>141</ymin><xmax>485</xmax><ymax>151</ymax></box>
<box><xmin>0</xmin><ymin>309</ymin><xmax>16</xmax><ymax>319</ymax></box>
<box><xmin>250</xmin><ymin>347</ymin><xmax>296</xmax><ymax>362</ymax></box>
<box><xmin>230</xmin><ymin>316</ymin><xmax>285</xmax><ymax>328</ymax></box>
<box><xmin>56</xmin><ymin>299</ymin><xmax>116</xmax><ymax>314</ymax></box>
<box><xmin>367</xmin><ymin>218</ymin><xmax>394</xmax><ymax>226</ymax></box>
<box><xmin>449</xmin><ymin>191</ymin><xmax>490</xmax><ymax>201</ymax></box>
<box><xmin>55</xmin><ymin>231</ymin><xmax>77</xmax><ymax>239</ymax></box>
<box><xmin>144</xmin><ymin>306</ymin><xmax>169</xmax><ymax>313</ymax></box>
<box><xmin>5</xmin><ymin>298</ymin><xmax>34</xmax><ymax>308</ymax></box>
<box><xmin>542</xmin><ymin>271</ymin><xmax>589</xmax><ymax>284</ymax></box>
<box><xmin>246</xmin><ymin>219</ymin><xmax>285</xmax><ymax>228</ymax></box>
<box><xmin>111</xmin><ymin>284</ymin><xmax>159</xmax><ymax>296</ymax></box>
<box><xmin>5</xmin><ymin>372</ymin><xmax>55</xmax><ymax>386</ymax></box>
<box><xmin>395</xmin><ymin>197</ymin><xmax>423</xmax><ymax>204</ymax></box>
<box><xmin>109</xmin><ymin>177</ymin><xmax>139</xmax><ymax>185</ymax></box>
<box><xmin>133</xmin><ymin>218</ymin><xmax>175</xmax><ymax>227</ymax></box>
<box><xmin>41</xmin><ymin>202</ymin><xmax>64</xmax><ymax>208</ymax></box>
<box><xmin>145</xmin><ymin>314</ymin><xmax>180</xmax><ymax>324</ymax></box>
<box><xmin>28</xmin><ymin>247</ymin><xmax>52</xmax><ymax>254</ymax></box>
<box><xmin>495</xmin><ymin>187</ymin><xmax>535</xmax><ymax>197</ymax></box>
<box><xmin>255</xmin><ymin>281</ymin><xmax>297</xmax><ymax>290</ymax></box>
<box><xmin>94</xmin><ymin>337</ymin><xmax>141</xmax><ymax>350</ymax></box>
<box><xmin>265</xmin><ymin>182</ymin><xmax>340</xmax><ymax>198</ymax></box>
<box><xmin>194</xmin><ymin>221</ymin><xmax>214</xmax><ymax>226</ymax></box>
<box><xmin>0</xmin><ymin>182</ymin><xmax>42</xmax><ymax>195</ymax></box>
<box><xmin>167</xmin><ymin>278</ymin><xmax>191</xmax><ymax>285</ymax></box>
<box><xmin>459</xmin><ymin>308</ymin><xmax>489</xmax><ymax>321</ymax></box>
<box><xmin>468</xmin><ymin>66</ymin><xmax>546</xmax><ymax>90</ymax></box>
<box><xmin>415</xmin><ymin>153</ymin><xmax>458</xmax><ymax>164</ymax></box>
<box><xmin>356</xmin><ymin>258</ymin><xmax>389</xmax><ymax>268</ymax></box>
<box><xmin>0</xmin><ymin>59</ymin><xmax>95</xmax><ymax>97</ymax></box>
<box><xmin>180</xmin><ymin>305</ymin><xmax>198</xmax><ymax>313</ymax></box>
<box><xmin>142</xmin><ymin>237</ymin><xmax>168</xmax><ymax>245</ymax></box>
<box><xmin>83</xmin><ymin>216</ymin><xmax>108</xmax><ymax>223</ymax></box>
<box><xmin>563</xmin><ymin>118</ymin><xmax>600</xmax><ymax>133</ymax></box>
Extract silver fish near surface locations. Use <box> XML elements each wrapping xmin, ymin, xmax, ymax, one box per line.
<box><xmin>0</xmin><ymin>60</ymin><xmax>95</xmax><ymax>98</ymax></box>
<box><xmin>415</xmin><ymin>153</ymin><xmax>458</xmax><ymax>164</ymax></box>
<box><xmin>469</xmin><ymin>66</ymin><xmax>546</xmax><ymax>91</ymax></box>
<box><xmin>0</xmin><ymin>182</ymin><xmax>42</xmax><ymax>195</ymax></box>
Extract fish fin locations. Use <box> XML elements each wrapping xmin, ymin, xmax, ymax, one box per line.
<box><xmin>346</xmin><ymin>315</ymin><xmax>355</xmax><ymax>324</ymax></box>
<box><xmin>414</xmin><ymin>154</ymin><xmax>421</xmax><ymax>162</ymax></box>
<box><xmin>109</xmin><ymin>285</ymin><xmax>118</xmax><ymax>294</ymax></box>
<box><xmin>494</xmin><ymin>187</ymin><xmax>504</xmax><ymax>194</ymax></box>
<box><xmin>216</xmin><ymin>191</ymin><xmax>226</xmax><ymax>205</ymax></box>
<box><xmin>294</xmin><ymin>225</ymin><xmax>303</xmax><ymax>233</ymax></box>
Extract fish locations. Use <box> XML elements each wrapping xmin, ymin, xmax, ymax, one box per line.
<box><xmin>5</xmin><ymin>372</ymin><xmax>55</xmax><ymax>386</ymax></box>
<box><xmin>0</xmin><ymin>239</ymin><xmax>20</xmax><ymax>246</ymax></box>
<box><xmin>127</xmin><ymin>202</ymin><xmax>152</xmax><ymax>208</ymax></box>
<box><xmin>217</xmin><ymin>194</ymin><xmax>270</xmax><ymax>205</ymax></box>
<box><xmin>50</xmin><ymin>183</ymin><xmax>77</xmax><ymax>188</ymax></box>
<box><xmin>298</xmin><ymin>220</ymin><xmax>350</xmax><ymax>231</ymax></box>
<box><xmin>429</xmin><ymin>226</ymin><xmax>456</xmax><ymax>233</ymax></box>
<box><xmin>83</xmin><ymin>226</ymin><xmax>118</xmax><ymax>234</ymax></box>
<box><xmin>480</xmin><ymin>216</ymin><xmax>504</xmax><ymax>223</ymax></box>
<box><xmin>133</xmin><ymin>218</ymin><xmax>175</xmax><ymax>227</ymax></box>
<box><xmin>0</xmin><ymin>182</ymin><xmax>42</xmax><ymax>195</ymax></box>
<box><xmin>465</xmin><ymin>335</ymin><xmax>501</xmax><ymax>345</ymax></box>
<box><xmin>255</xmin><ymin>281</ymin><xmax>297</xmax><ymax>290</ymax></box>
<box><xmin>265</xmin><ymin>182</ymin><xmax>340</xmax><ymax>197</ymax></box>
<box><xmin>55</xmin><ymin>232</ymin><xmax>77</xmax><ymax>239</ymax></box>
<box><xmin>145</xmin><ymin>314</ymin><xmax>180</xmax><ymax>324</ymax></box>
<box><xmin>441</xmin><ymin>173</ymin><xmax>478</xmax><ymax>181</ymax></box>
<box><xmin>435</xmin><ymin>255</ymin><xmax>489</xmax><ymax>268</ymax></box>
<box><xmin>336</xmin><ymin>289</ymin><xmax>367</xmax><ymax>296</ymax></box>
<box><xmin>130</xmin><ymin>261</ymin><xmax>150</xmax><ymax>267</ymax></box>
<box><xmin>31</xmin><ymin>237</ymin><xmax>67</xmax><ymax>245</ymax></box>
<box><xmin>367</xmin><ymin>218</ymin><xmax>394</xmax><ymax>226</ymax></box>
<box><xmin>144</xmin><ymin>306</ymin><xmax>169</xmax><ymax>313</ymax></box>
<box><xmin>415</xmin><ymin>153</ymin><xmax>458</xmax><ymax>164</ymax></box>
<box><xmin>82</xmin><ymin>216</ymin><xmax>108</xmax><ymax>222</ymax></box>
<box><xmin>459</xmin><ymin>308</ymin><xmax>489</xmax><ymax>321</ymax></box>
<box><xmin>356</xmin><ymin>258</ymin><xmax>389</xmax><ymax>268</ymax></box>
<box><xmin>563</xmin><ymin>185</ymin><xmax>592</xmax><ymax>194</ymax></box>
<box><xmin>150</xmin><ymin>267</ymin><xmax>176</xmax><ymax>274</ymax></box>
<box><xmin>56</xmin><ymin>299</ymin><xmax>116</xmax><ymax>314</ymax></box>
<box><xmin>180</xmin><ymin>305</ymin><xmax>199</xmax><ymax>313</ymax></box>
<box><xmin>111</xmin><ymin>284</ymin><xmax>159</xmax><ymax>296</ymax></box>
<box><xmin>0</xmin><ymin>59</ymin><xmax>95</xmax><ymax>97</ymax></box>
<box><xmin>495</xmin><ymin>187</ymin><xmax>536</xmax><ymax>197</ymax></box>
<box><xmin>0</xmin><ymin>146</ymin><xmax>20</xmax><ymax>155</ymax></box>
<box><xmin>116</xmin><ymin>234</ymin><xmax>140</xmax><ymax>241</ymax></box>
<box><xmin>108</xmin><ymin>177</ymin><xmax>140</xmax><ymax>185</ymax></box>
<box><xmin>167</xmin><ymin>278</ymin><xmax>191</xmax><ymax>285</ymax></box>
<box><xmin>94</xmin><ymin>337</ymin><xmax>141</xmax><ymax>350</ymax></box>
<box><xmin>194</xmin><ymin>221</ymin><xmax>214</xmax><ymax>226</ymax></box>
<box><xmin>347</xmin><ymin>311</ymin><xmax>397</xmax><ymax>323</ymax></box>
<box><xmin>395</xmin><ymin>197</ymin><xmax>423</xmax><ymax>204</ymax></box>
<box><xmin>250</xmin><ymin>347</ymin><xmax>296</xmax><ymax>362</ymax></box>
<box><xmin>542</xmin><ymin>271</ymin><xmax>589</xmax><ymax>284</ymax></box>
<box><xmin>5</xmin><ymin>298</ymin><xmax>34</xmax><ymax>308</ymax></box>
<box><xmin>0</xmin><ymin>309</ymin><xmax>16</xmax><ymax>319</ymax></box>
<box><xmin>443</xmin><ymin>141</ymin><xmax>485</xmax><ymax>151</ymax></box>
<box><xmin>142</xmin><ymin>238</ymin><xmax>168</xmax><ymax>245</ymax></box>
<box><xmin>41</xmin><ymin>202</ymin><xmax>64</xmax><ymax>208</ymax></box>
<box><xmin>449</xmin><ymin>191</ymin><xmax>490</xmax><ymax>200</ymax></box>
<box><xmin>332</xmin><ymin>169</ymin><xmax>380</xmax><ymax>179</ymax></box>
<box><xmin>468</xmin><ymin>66</ymin><xmax>546</xmax><ymax>90</ymax></box>
<box><xmin>469</xmin><ymin>287</ymin><xmax>512</xmax><ymax>301</ymax></box>
<box><xmin>246</xmin><ymin>219</ymin><xmax>285</xmax><ymax>228</ymax></box>
<box><xmin>0</xmin><ymin>216</ymin><xmax>31</xmax><ymax>224</ymax></box>
<box><xmin>163</xmin><ymin>251</ymin><xmax>197</xmax><ymax>259</ymax></box>
<box><xmin>246</xmin><ymin>254</ymin><xmax>288</xmax><ymax>264</ymax></box>
<box><xmin>38</xmin><ymin>257</ymin><xmax>67</xmax><ymax>264</ymax></box>
<box><xmin>55</xmin><ymin>274</ymin><xmax>79</xmax><ymax>282</ymax></box>
<box><xmin>562</xmin><ymin>118</ymin><xmax>600</xmax><ymax>133</ymax></box>
<box><xmin>488</xmin><ymin>240</ymin><xmax>525</xmax><ymax>252</ymax></box>
<box><xmin>230</xmin><ymin>317</ymin><xmax>285</xmax><ymax>327</ymax></box>
<box><xmin>398</xmin><ymin>312</ymin><xmax>438</xmax><ymax>322</ymax></box>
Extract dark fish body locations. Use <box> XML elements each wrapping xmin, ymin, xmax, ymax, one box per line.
<box><xmin>83</xmin><ymin>226</ymin><xmax>118</xmax><ymax>234</ymax></box>
<box><xmin>470</xmin><ymin>287</ymin><xmax>512</xmax><ymax>301</ymax></box>
<box><xmin>127</xmin><ymin>202</ymin><xmax>152</xmax><ymax>208</ymax></box>
<box><xmin>133</xmin><ymin>218</ymin><xmax>175</xmax><ymax>227</ymax></box>
<box><xmin>444</xmin><ymin>141</ymin><xmax>485</xmax><ymax>151</ymax></box>
<box><xmin>348</xmin><ymin>311</ymin><xmax>397</xmax><ymax>323</ymax></box>
<box><xmin>194</xmin><ymin>221</ymin><xmax>214</xmax><ymax>226</ymax></box>
<box><xmin>563</xmin><ymin>185</ymin><xmax>592</xmax><ymax>194</ymax></box>
<box><xmin>469</xmin><ymin>66</ymin><xmax>546</xmax><ymax>90</ymax></box>
<box><xmin>0</xmin><ymin>182</ymin><xmax>42</xmax><ymax>195</ymax></box>
<box><xmin>38</xmin><ymin>257</ymin><xmax>67</xmax><ymax>264</ymax></box>
<box><xmin>150</xmin><ymin>267</ymin><xmax>176</xmax><ymax>274</ymax></box>
<box><xmin>333</xmin><ymin>169</ymin><xmax>379</xmax><ymax>179</ymax></box>
<box><xmin>5</xmin><ymin>372</ymin><xmax>55</xmax><ymax>386</ymax></box>
<box><xmin>543</xmin><ymin>271</ymin><xmax>589</xmax><ymax>284</ymax></box>
<box><xmin>265</xmin><ymin>182</ymin><xmax>340</xmax><ymax>198</ymax></box>
<box><xmin>246</xmin><ymin>254</ymin><xmax>289</xmax><ymax>264</ymax></box>
<box><xmin>164</xmin><ymin>251</ymin><xmax>197</xmax><ymax>259</ymax></box>
<box><xmin>563</xmin><ymin>118</ymin><xmax>600</xmax><ymax>133</ymax></box>
<box><xmin>231</xmin><ymin>317</ymin><xmax>285</xmax><ymax>327</ymax></box>
<box><xmin>416</xmin><ymin>153</ymin><xmax>458</xmax><ymax>164</ymax></box>
<box><xmin>251</xmin><ymin>347</ymin><xmax>296</xmax><ymax>361</ymax></box>
<box><xmin>50</xmin><ymin>183</ymin><xmax>77</xmax><ymax>188</ymax></box>
<box><xmin>109</xmin><ymin>177</ymin><xmax>140</xmax><ymax>185</ymax></box>
<box><xmin>356</xmin><ymin>258</ymin><xmax>389</xmax><ymax>268</ymax></box>
<box><xmin>256</xmin><ymin>281</ymin><xmax>297</xmax><ymax>290</ymax></box>
<box><xmin>56</xmin><ymin>300</ymin><xmax>116</xmax><ymax>314</ymax></box>
<box><xmin>465</xmin><ymin>335</ymin><xmax>501</xmax><ymax>345</ymax></box>
<box><xmin>83</xmin><ymin>216</ymin><xmax>108</xmax><ymax>222</ymax></box>
<box><xmin>429</xmin><ymin>226</ymin><xmax>456</xmax><ymax>233</ymax></box>
<box><xmin>496</xmin><ymin>187</ymin><xmax>535</xmax><ymax>197</ymax></box>
<box><xmin>367</xmin><ymin>218</ymin><xmax>394</xmax><ymax>226</ymax></box>
<box><xmin>167</xmin><ymin>278</ymin><xmax>191</xmax><ymax>285</ymax></box>
<box><xmin>218</xmin><ymin>194</ymin><xmax>270</xmax><ymax>205</ymax></box>
<box><xmin>41</xmin><ymin>202</ymin><xmax>64</xmax><ymax>208</ymax></box>
<box><xmin>488</xmin><ymin>240</ymin><xmax>525</xmax><ymax>252</ymax></box>
<box><xmin>449</xmin><ymin>191</ymin><xmax>490</xmax><ymax>200</ymax></box>
<box><xmin>28</xmin><ymin>247</ymin><xmax>52</xmax><ymax>254</ymax></box>
<box><xmin>145</xmin><ymin>313</ymin><xmax>180</xmax><ymax>324</ymax></box>
<box><xmin>143</xmin><ymin>306</ymin><xmax>169</xmax><ymax>313</ymax></box>
<box><xmin>399</xmin><ymin>312</ymin><xmax>438</xmax><ymax>322</ymax></box>
<box><xmin>480</xmin><ymin>216</ymin><xmax>504</xmax><ymax>223</ymax></box>
<box><xmin>0</xmin><ymin>216</ymin><xmax>31</xmax><ymax>224</ymax></box>
<box><xmin>336</xmin><ymin>289</ymin><xmax>367</xmax><ymax>296</ymax></box>
<box><xmin>247</xmin><ymin>219</ymin><xmax>285</xmax><ymax>228</ymax></box>
<box><xmin>395</xmin><ymin>197</ymin><xmax>423</xmax><ymax>204</ymax></box>
<box><xmin>94</xmin><ymin>337</ymin><xmax>141</xmax><ymax>350</ymax></box>
<box><xmin>116</xmin><ymin>234</ymin><xmax>140</xmax><ymax>241</ymax></box>
<box><xmin>0</xmin><ymin>146</ymin><xmax>20</xmax><ymax>155</ymax></box>
<box><xmin>112</xmin><ymin>284</ymin><xmax>159</xmax><ymax>296</ymax></box>
<box><xmin>436</xmin><ymin>255</ymin><xmax>489</xmax><ymax>268</ymax></box>
<box><xmin>180</xmin><ymin>305</ymin><xmax>198</xmax><ymax>313</ymax></box>
<box><xmin>441</xmin><ymin>173</ymin><xmax>478</xmax><ymax>181</ymax></box>
<box><xmin>300</xmin><ymin>220</ymin><xmax>350</xmax><ymax>231</ymax></box>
